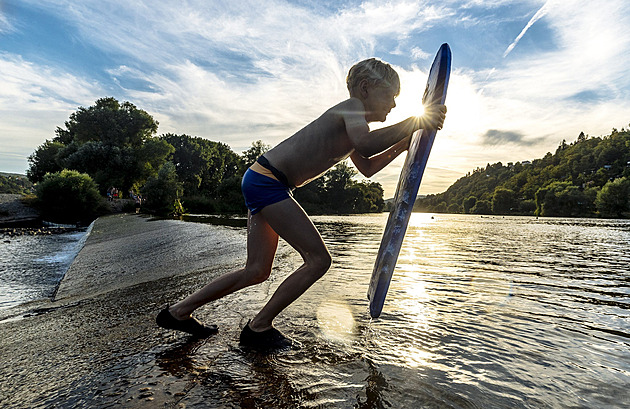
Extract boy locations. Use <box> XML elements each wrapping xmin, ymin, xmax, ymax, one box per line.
<box><xmin>157</xmin><ymin>58</ymin><xmax>446</xmax><ymax>350</ymax></box>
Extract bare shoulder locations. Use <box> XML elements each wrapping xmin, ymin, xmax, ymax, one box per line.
<box><xmin>321</xmin><ymin>97</ymin><xmax>366</xmax><ymax>131</ymax></box>
<box><xmin>327</xmin><ymin>97</ymin><xmax>364</xmax><ymax>115</ymax></box>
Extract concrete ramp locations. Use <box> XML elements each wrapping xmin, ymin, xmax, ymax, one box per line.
<box><xmin>54</xmin><ymin>214</ymin><xmax>246</xmax><ymax>301</ymax></box>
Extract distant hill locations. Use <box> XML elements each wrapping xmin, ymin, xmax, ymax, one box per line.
<box><xmin>414</xmin><ymin>127</ymin><xmax>630</xmax><ymax>218</ymax></box>
<box><xmin>0</xmin><ymin>173</ymin><xmax>33</xmax><ymax>195</ymax></box>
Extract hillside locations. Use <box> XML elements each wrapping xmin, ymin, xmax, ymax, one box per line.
<box><xmin>414</xmin><ymin>127</ymin><xmax>630</xmax><ymax>218</ymax></box>
<box><xmin>0</xmin><ymin>173</ymin><xmax>33</xmax><ymax>195</ymax></box>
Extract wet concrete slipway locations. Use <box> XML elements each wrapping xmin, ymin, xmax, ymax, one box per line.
<box><xmin>1</xmin><ymin>213</ymin><xmax>312</xmax><ymax>408</ymax></box>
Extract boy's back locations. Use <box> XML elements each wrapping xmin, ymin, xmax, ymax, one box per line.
<box><xmin>264</xmin><ymin>98</ymin><xmax>364</xmax><ymax>188</ymax></box>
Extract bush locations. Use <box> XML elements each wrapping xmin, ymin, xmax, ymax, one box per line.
<box><xmin>181</xmin><ymin>195</ymin><xmax>219</xmax><ymax>214</ymax></box>
<box><xmin>35</xmin><ymin>169</ymin><xmax>108</xmax><ymax>224</ymax></box>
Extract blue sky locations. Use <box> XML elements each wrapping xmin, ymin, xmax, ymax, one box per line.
<box><xmin>1</xmin><ymin>0</ymin><xmax>629</xmax><ymax>197</ymax></box>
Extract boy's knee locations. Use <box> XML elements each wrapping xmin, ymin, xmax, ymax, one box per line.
<box><xmin>245</xmin><ymin>265</ymin><xmax>272</xmax><ymax>285</ymax></box>
<box><xmin>310</xmin><ymin>249</ymin><xmax>332</xmax><ymax>277</ymax></box>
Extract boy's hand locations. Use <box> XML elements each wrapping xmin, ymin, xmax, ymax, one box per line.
<box><xmin>421</xmin><ymin>104</ymin><xmax>447</xmax><ymax>130</ymax></box>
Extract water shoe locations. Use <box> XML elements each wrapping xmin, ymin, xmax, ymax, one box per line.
<box><xmin>156</xmin><ymin>306</ymin><xmax>218</xmax><ymax>338</ymax></box>
<box><xmin>239</xmin><ymin>321</ymin><xmax>300</xmax><ymax>351</ymax></box>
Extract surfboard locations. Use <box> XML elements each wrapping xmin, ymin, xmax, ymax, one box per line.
<box><xmin>368</xmin><ymin>43</ymin><xmax>451</xmax><ymax>318</ymax></box>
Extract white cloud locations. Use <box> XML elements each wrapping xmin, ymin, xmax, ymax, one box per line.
<box><xmin>2</xmin><ymin>0</ymin><xmax>630</xmax><ymax>196</ymax></box>
<box><xmin>0</xmin><ymin>53</ymin><xmax>102</xmax><ymax>172</ymax></box>
<box><xmin>28</xmin><ymin>0</ymin><xmax>455</xmax><ymax>152</ymax></box>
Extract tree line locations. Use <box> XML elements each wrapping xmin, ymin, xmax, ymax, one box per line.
<box><xmin>26</xmin><ymin>97</ymin><xmax>384</xmax><ymax>222</ymax></box>
<box><xmin>415</xmin><ymin>127</ymin><xmax>630</xmax><ymax>218</ymax></box>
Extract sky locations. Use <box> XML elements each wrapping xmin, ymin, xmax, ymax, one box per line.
<box><xmin>1</xmin><ymin>0</ymin><xmax>629</xmax><ymax>197</ymax></box>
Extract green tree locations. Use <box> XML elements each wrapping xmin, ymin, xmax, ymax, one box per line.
<box><xmin>0</xmin><ymin>174</ymin><xmax>33</xmax><ymax>194</ymax></box>
<box><xmin>161</xmin><ymin>133</ymin><xmax>242</xmax><ymax>198</ymax></box>
<box><xmin>55</xmin><ymin>97</ymin><xmax>158</xmax><ymax>147</ymax></box>
<box><xmin>28</xmin><ymin>97</ymin><xmax>168</xmax><ymax>194</ymax></box>
<box><xmin>323</xmin><ymin>161</ymin><xmax>357</xmax><ymax>213</ymax></box>
<box><xmin>241</xmin><ymin>140</ymin><xmax>271</xmax><ymax>172</ymax></box>
<box><xmin>492</xmin><ymin>187</ymin><xmax>516</xmax><ymax>215</ymax></box>
<box><xmin>347</xmin><ymin>181</ymin><xmax>385</xmax><ymax>213</ymax></box>
<box><xmin>471</xmin><ymin>199</ymin><xmax>492</xmax><ymax>214</ymax></box>
<box><xmin>35</xmin><ymin>170</ymin><xmax>108</xmax><ymax>224</ymax></box>
<box><xmin>535</xmin><ymin>181</ymin><xmax>591</xmax><ymax>217</ymax></box>
<box><xmin>447</xmin><ymin>203</ymin><xmax>462</xmax><ymax>214</ymax></box>
<box><xmin>413</xmin><ymin>127</ymin><xmax>630</xmax><ymax>218</ymax></box>
<box><xmin>142</xmin><ymin>162</ymin><xmax>184</xmax><ymax>216</ymax></box>
<box><xmin>293</xmin><ymin>177</ymin><xmax>325</xmax><ymax>213</ymax></box>
<box><xmin>462</xmin><ymin>196</ymin><xmax>477</xmax><ymax>213</ymax></box>
<box><xmin>27</xmin><ymin>140</ymin><xmax>65</xmax><ymax>182</ymax></box>
<box><xmin>596</xmin><ymin>177</ymin><xmax>630</xmax><ymax>217</ymax></box>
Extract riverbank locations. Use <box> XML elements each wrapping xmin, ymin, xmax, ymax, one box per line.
<box><xmin>0</xmin><ymin>194</ymin><xmax>40</xmax><ymax>226</ymax></box>
<box><xmin>0</xmin><ymin>213</ymin><xmax>298</xmax><ymax>408</ymax></box>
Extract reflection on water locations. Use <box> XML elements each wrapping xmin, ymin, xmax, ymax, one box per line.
<box><xmin>3</xmin><ymin>214</ymin><xmax>629</xmax><ymax>408</ymax></box>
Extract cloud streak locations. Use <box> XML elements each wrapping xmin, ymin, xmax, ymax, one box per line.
<box><xmin>503</xmin><ymin>1</ymin><xmax>550</xmax><ymax>58</ymax></box>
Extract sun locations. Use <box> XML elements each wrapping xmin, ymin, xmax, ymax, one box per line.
<box><xmin>380</xmin><ymin>68</ymin><xmax>428</xmax><ymax>127</ymax></box>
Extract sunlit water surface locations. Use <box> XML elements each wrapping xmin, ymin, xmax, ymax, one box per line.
<box><xmin>158</xmin><ymin>214</ymin><xmax>628</xmax><ymax>408</ymax></box>
<box><xmin>254</xmin><ymin>214</ymin><xmax>629</xmax><ymax>408</ymax></box>
<box><xmin>3</xmin><ymin>214</ymin><xmax>629</xmax><ymax>408</ymax></box>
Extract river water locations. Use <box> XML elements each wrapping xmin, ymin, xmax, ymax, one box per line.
<box><xmin>286</xmin><ymin>214</ymin><xmax>630</xmax><ymax>408</ymax></box>
<box><xmin>0</xmin><ymin>225</ymin><xmax>91</xmax><ymax>310</ymax></box>
<box><xmin>1</xmin><ymin>214</ymin><xmax>629</xmax><ymax>408</ymax></box>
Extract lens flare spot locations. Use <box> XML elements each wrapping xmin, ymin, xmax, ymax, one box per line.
<box><xmin>316</xmin><ymin>300</ymin><xmax>356</xmax><ymax>343</ymax></box>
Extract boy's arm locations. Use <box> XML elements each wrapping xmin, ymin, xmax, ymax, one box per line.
<box><xmin>345</xmin><ymin>114</ymin><xmax>418</xmax><ymax>158</ymax></box>
<box><xmin>345</xmin><ymin>104</ymin><xmax>446</xmax><ymax>158</ymax></box>
<box><xmin>350</xmin><ymin>134</ymin><xmax>412</xmax><ymax>178</ymax></box>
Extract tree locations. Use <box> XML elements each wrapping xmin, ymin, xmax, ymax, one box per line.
<box><xmin>323</xmin><ymin>161</ymin><xmax>357</xmax><ymax>213</ymax></box>
<box><xmin>142</xmin><ymin>162</ymin><xmax>184</xmax><ymax>216</ymax></box>
<box><xmin>35</xmin><ymin>170</ymin><xmax>108</xmax><ymax>224</ymax></box>
<box><xmin>28</xmin><ymin>97</ymin><xmax>168</xmax><ymax>194</ymax></box>
<box><xmin>55</xmin><ymin>97</ymin><xmax>158</xmax><ymax>147</ymax></box>
<box><xmin>27</xmin><ymin>140</ymin><xmax>65</xmax><ymax>182</ymax></box>
<box><xmin>241</xmin><ymin>140</ymin><xmax>271</xmax><ymax>172</ymax></box>
<box><xmin>0</xmin><ymin>174</ymin><xmax>33</xmax><ymax>194</ymax></box>
<box><xmin>596</xmin><ymin>177</ymin><xmax>630</xmax><ymax>217</ymax></box>
<box><xmin>161</xmin><ymin>133</ymin><xmax>242</xmax><ymax>198</ymax></box>
<box><xmin>462</xmin><ymin>196</ymin><xmax>477</xmax><ymax>213</ymax></box>
<box><xmin>413</xmin><ymin>127</ymin><xmax>630</xmax><ymax>218</ymax></box>
<box><xmin>492</xmin><ymin>187</ymin><xmax>516</xmax><ymax>214</ymax></box>
<box><xmin>535</xmin><ymin>181</ymin><xmax>590</xmax><ymax>217</ymax></box>
<box><xmin>471</xmin><ymin>199</ymin><xmax>491</xmax><ymax>214</ymax></box>
<box><xmin>447</xmin><ymin>203</ymin><xmax>462</xmax><ymax>214</ymax></box>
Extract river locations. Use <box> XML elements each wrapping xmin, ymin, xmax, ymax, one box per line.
<box><xmin>1</xmin><ymin>213</ymin><xmax>628</xmax><ymax>408</ymax></box>
<box><xmin>0</xmin><ymin>224</ymin><xmax>91</xmax><ymax>310</ymax></box>
<box><xmin>301</xmin><ymin>214</ymin><xmax>630</xmax><ymax>408</ymax></box>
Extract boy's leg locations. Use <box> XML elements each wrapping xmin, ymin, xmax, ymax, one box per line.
<box><xmin>168</xmin><ymin>211</ymin><xmax>279</xmax><ymax>320</ymax></box>
<box><xmin>248</xmin><ymin>197</ymin><xmax>331</xmax><ymax>332</ymax></box>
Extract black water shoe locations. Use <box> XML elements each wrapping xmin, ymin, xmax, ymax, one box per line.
<box><xmin>156</xmin><ymin>306</ymin><xmax>218</xmax><ymax>338</ymax></box>
<box><xmin>239</xmin><ymin>321</ymin><xmax>300</xmax><ymax>351</ymax></box>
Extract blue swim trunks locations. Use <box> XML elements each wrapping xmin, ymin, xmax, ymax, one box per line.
<box><xmin>241</xmin><ymin>158</ymin><xmax>293</xmax><ymax>215</ymax></box>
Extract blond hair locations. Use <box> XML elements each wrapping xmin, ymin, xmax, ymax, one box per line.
<box><xmin>346</xmin><ymin>58</ymin><xmax>400</xmax><ymax>95</ymax></box>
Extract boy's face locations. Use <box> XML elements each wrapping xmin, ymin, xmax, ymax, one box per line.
<box><xmin>363</xmin><ymin>83</ymin><xmax>397</xmax><ymax>123</ymax></box>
